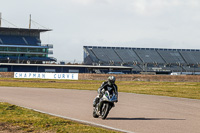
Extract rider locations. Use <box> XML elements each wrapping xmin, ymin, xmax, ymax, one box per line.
<box><xmin>93</xmin><ymin>76</ymin><xmax>118</xmax><ymax>107</ymax></box>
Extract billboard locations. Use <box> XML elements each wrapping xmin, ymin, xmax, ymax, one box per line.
<box><xmin>14</xmin><ymin>72</ymin><xmax>78</xmax><ymax>80</ymax></box>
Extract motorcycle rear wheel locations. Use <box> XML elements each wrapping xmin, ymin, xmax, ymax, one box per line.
<box><xmin>101</xmin><ymin>103</ymin><xmax>110</xmax><ymax>120</ymax></box>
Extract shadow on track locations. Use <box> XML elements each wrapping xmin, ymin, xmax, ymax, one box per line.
<box><xmin>106</xmin><ymin>117</ymin><xmax>186</xmax><ymax>121</ymax></box>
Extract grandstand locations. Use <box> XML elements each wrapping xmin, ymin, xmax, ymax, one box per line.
<box><xmin>83</xmin><ymin>46</ymin><xmax>200</xmax><ymax>74</ymax></box>
<box><xmin>0</xmin><ymin>27</ymin><xmax>56</xmax><ymax>64</ymax></box>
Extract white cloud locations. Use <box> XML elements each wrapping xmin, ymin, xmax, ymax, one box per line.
<box><xmin>127</xmin><ymin>0</ymin><xmax>200</xmax><ymax>16</ymax></box>
<box><xmin>70</xmin><ymin>0</ymin><xmax>94</xmax><ymax>5</ymax></box>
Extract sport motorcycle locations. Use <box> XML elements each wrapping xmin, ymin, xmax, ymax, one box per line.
<box><xmin>93</xmin><ymin>89</ymin><xmax>118</xmax><ymax>119</ymax></box>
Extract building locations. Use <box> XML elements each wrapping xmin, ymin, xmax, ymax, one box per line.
<box><xmin>0</xmin><ymin>13</ymin><xmax>56</xmax><ymax>64</ymax></box>
<box><xmin>83</xmin><ymin>46</ymin><xmax>200</xmax><ymax>74</ymax></box>
<box><xmin>0</xmin><ymin>63</ymin><xmax>132</xmax><ymax>73</ymax></box>
<box><xmin>0</xmin><ymin>27</ymin><xmax>56</xmax><ymax>64</ymax></box>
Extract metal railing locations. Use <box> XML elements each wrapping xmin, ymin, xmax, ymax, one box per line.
<box><xmin>42</xmin><ymin>44</ymin><xmax>53</xmax><ymax>48</ymax></box>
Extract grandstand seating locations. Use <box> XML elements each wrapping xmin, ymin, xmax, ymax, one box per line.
<box><xmin>182</xmin><ymin>66</ymin><xmax>194</xmax><ymax>72</ymax></box>
<box><xmin>166</xmin><ymin>65</ymin><xmax>183</xmax><ymax>72</ymax></box>
<box><xmin>24</xmin><ymin>36</ymin><xmax>41</xmax><ymax>45</ymax></box>
<box><xmin>157</xmin><ymin>50</ymin><xmax>186</xmax><ymax>64</ymax></box>
<box><xmin>0</xmin><ymin>56</ymin><xmax>55</xmax><ymax>62</ymax></box>
<box><xmin>102</xmin><ymin>48</ymin><xmax>122</xmax><ymax>63</ymax></box>
<box><xmin>0</xmin><ymin>35</ymin><xmax>26</xmax><ymax>45</ymax></box>
<box><xmin>84</xmin><ymin>47</ymin><xmax>96</xmax><ymax>61</ymax></box>
<box><xmin>180</xmin><ymin>51</ymin><xmax>200</xmax><ymax>64</ymax></box>
<box><xmin>114</xmin><ymin>48</ymin><xmax>142</xmax><ymax>64</ymax></box>
<box><xmin>83</xmin><ymin>46</ymin><xmax>200</xmax><ymax>73</ymax></box>
<box><xmin>131</xmin><ymin>64</ymin><xmax>142</xmax><ymax>71</ymax></box>
<box><xmin>31</xmin><ymin>57</ymin><xmax>55</xmax><ymax>61</ymax></box>
<box><xmin>134</xmin><ymin>49</ymin><xmax>165</xmax><ymax>64</ymax></box>
<box><xmin>0</xmin><ymin>35</ymin><xmax>40</xmax><ymax>45</ymax></box>
<box><xmin>0</xmin><ymin>38</ymin><xmax>3</xmax><ymax>44</ymax></box>
<box><xmin>91</xmin><ymin>47</ymin><xmax>110</xmax><ymax>63</ymax></box>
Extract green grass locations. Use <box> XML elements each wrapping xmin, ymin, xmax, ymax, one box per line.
<box><xmin>0</xmin><ymin>102</ymin><xmax>118</xmax><ymax>133</ymax></box>
<box><xmin>0</xmin><ymin>78</ymin><xmax>200</xmax><ymax>99</ymax></box>
<box><xmin>117</xmin><ymin>81</ymin><xmax>200</xmax><ymax>99</ymax></box>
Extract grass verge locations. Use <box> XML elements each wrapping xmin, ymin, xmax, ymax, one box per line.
<box><xmin>0</xmin><ymin>102</ymin><xmax>117</xmax><ymax>133</ymax></box>
<box><xmin>0</xmin><ymin>78</ymin><xmax>200</xmax><ymax>99</ymax></box>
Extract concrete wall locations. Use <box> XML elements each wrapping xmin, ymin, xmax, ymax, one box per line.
<box><xmin>1</xmin><ymin>72</ymin><xmax>200</xmax><ymax>82</ymax></box>
<box><xmin>0</xmin><ymin>72</ymin><xmax>14</xmax><ymax>78</ymax></box>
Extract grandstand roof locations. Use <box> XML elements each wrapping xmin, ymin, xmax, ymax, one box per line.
<box><xmin>84</xmin><ymin>46</ymin><xmax>200</xmax><ymax>52</ymax></box>
<box><xmin>0</xmin><ymin>44</ymin><xmax>49</xmax><ymax>48</ymax></box>
<box><xmin>0</xmin><ymin>63</ymin><xmax>132</xmax><ymax>68</ymax></box>
<box><xmin>0</xmin><ymin>27</ymin><xmax>51</xmax><ymax>33</ymax></box>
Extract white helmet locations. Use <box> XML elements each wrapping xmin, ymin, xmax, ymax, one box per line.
<box><xmin>108</xmin><ymin>76</ymin><xmax>116</xmax><ymax>85</ymax></box>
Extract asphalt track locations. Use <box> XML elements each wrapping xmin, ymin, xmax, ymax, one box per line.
<box><xmin>0</xmin><ymin>87</ymin><xmax>200</xmax><ymax>133</ymax></box>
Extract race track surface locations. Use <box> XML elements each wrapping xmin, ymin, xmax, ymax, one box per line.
<box><xmin>0</xmin><ymin>87</ymin><xmax>200</xmax><ymax>133</ymax></box>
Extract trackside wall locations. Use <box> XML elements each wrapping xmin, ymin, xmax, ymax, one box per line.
<box><xmin>0</xmin><ymin>72</ymin><xmax>14</xmax><ymax>78</ymax></box>
<box><xmin>78</xmin><ymin>74</ymin><xmax>200</xmax><ymax>82</ymax></box>
<box><xmin>1</xmin><ymin>72</ymin><xmax>200</xmax><ymax>82</ymax></box>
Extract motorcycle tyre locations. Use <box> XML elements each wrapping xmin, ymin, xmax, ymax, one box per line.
<box><xmin>93</xmin><ymin>108</ymin><xmax>99</xmax><ymax>118</ymax></box>
<box><xmin>101</xmin><ymin>103</ymin><xmax>110</xmax><ymax>120</ymax></box>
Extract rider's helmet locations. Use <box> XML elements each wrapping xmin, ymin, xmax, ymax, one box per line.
<box><xmin>107</xmin><ymin>76</ymin><xmax>116</xmax><ymax>86</ymax></box>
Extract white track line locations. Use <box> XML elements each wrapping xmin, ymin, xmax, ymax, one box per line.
<box><xmin>1</xmin><ymin>102</ymin><xmax>134</xmax><ymax>133</ymax></box>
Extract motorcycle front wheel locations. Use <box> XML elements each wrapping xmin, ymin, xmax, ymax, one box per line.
<box><xmin>93</xmin><ymin>107</ymin><xmax>99</xmax><ymax>118</ymax></box>
<box><xmin>101</xmin><ymin>103</ymin><xmax>110</xmax><ymax>119</ymax></box>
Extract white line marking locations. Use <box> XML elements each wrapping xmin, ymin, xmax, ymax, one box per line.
<box><xmin>0</xmin><ymin>101</ymin><xmax>134</xmax><ymax>133</ymax></box>
<box><xmin>25</xmin><ymin>106</ymin><xmax>135</xmax><ymax>133</ymax></box>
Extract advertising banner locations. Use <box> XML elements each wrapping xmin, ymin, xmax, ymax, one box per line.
<box><xmin>14</xmin><ymin>72</ymin><xmax>78</xmax><ymax>80</ymax></box>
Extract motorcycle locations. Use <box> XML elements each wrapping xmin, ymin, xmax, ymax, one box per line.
<box><xmin>93</xmin><ymin>89</ymin><xmax>118</xmax><ymax>119</ymax></box>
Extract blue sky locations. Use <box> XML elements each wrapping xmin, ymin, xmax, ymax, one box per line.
<box><xmin>1</xmin><ymin>0</ymin><xmax>200</xmax><ymax>63</ymax></box>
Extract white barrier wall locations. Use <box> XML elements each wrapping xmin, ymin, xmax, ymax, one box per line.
<box><xmin>14</xmin><ymin>72</ymin><xmax>78</xmax><ymax>80</ymax></box>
